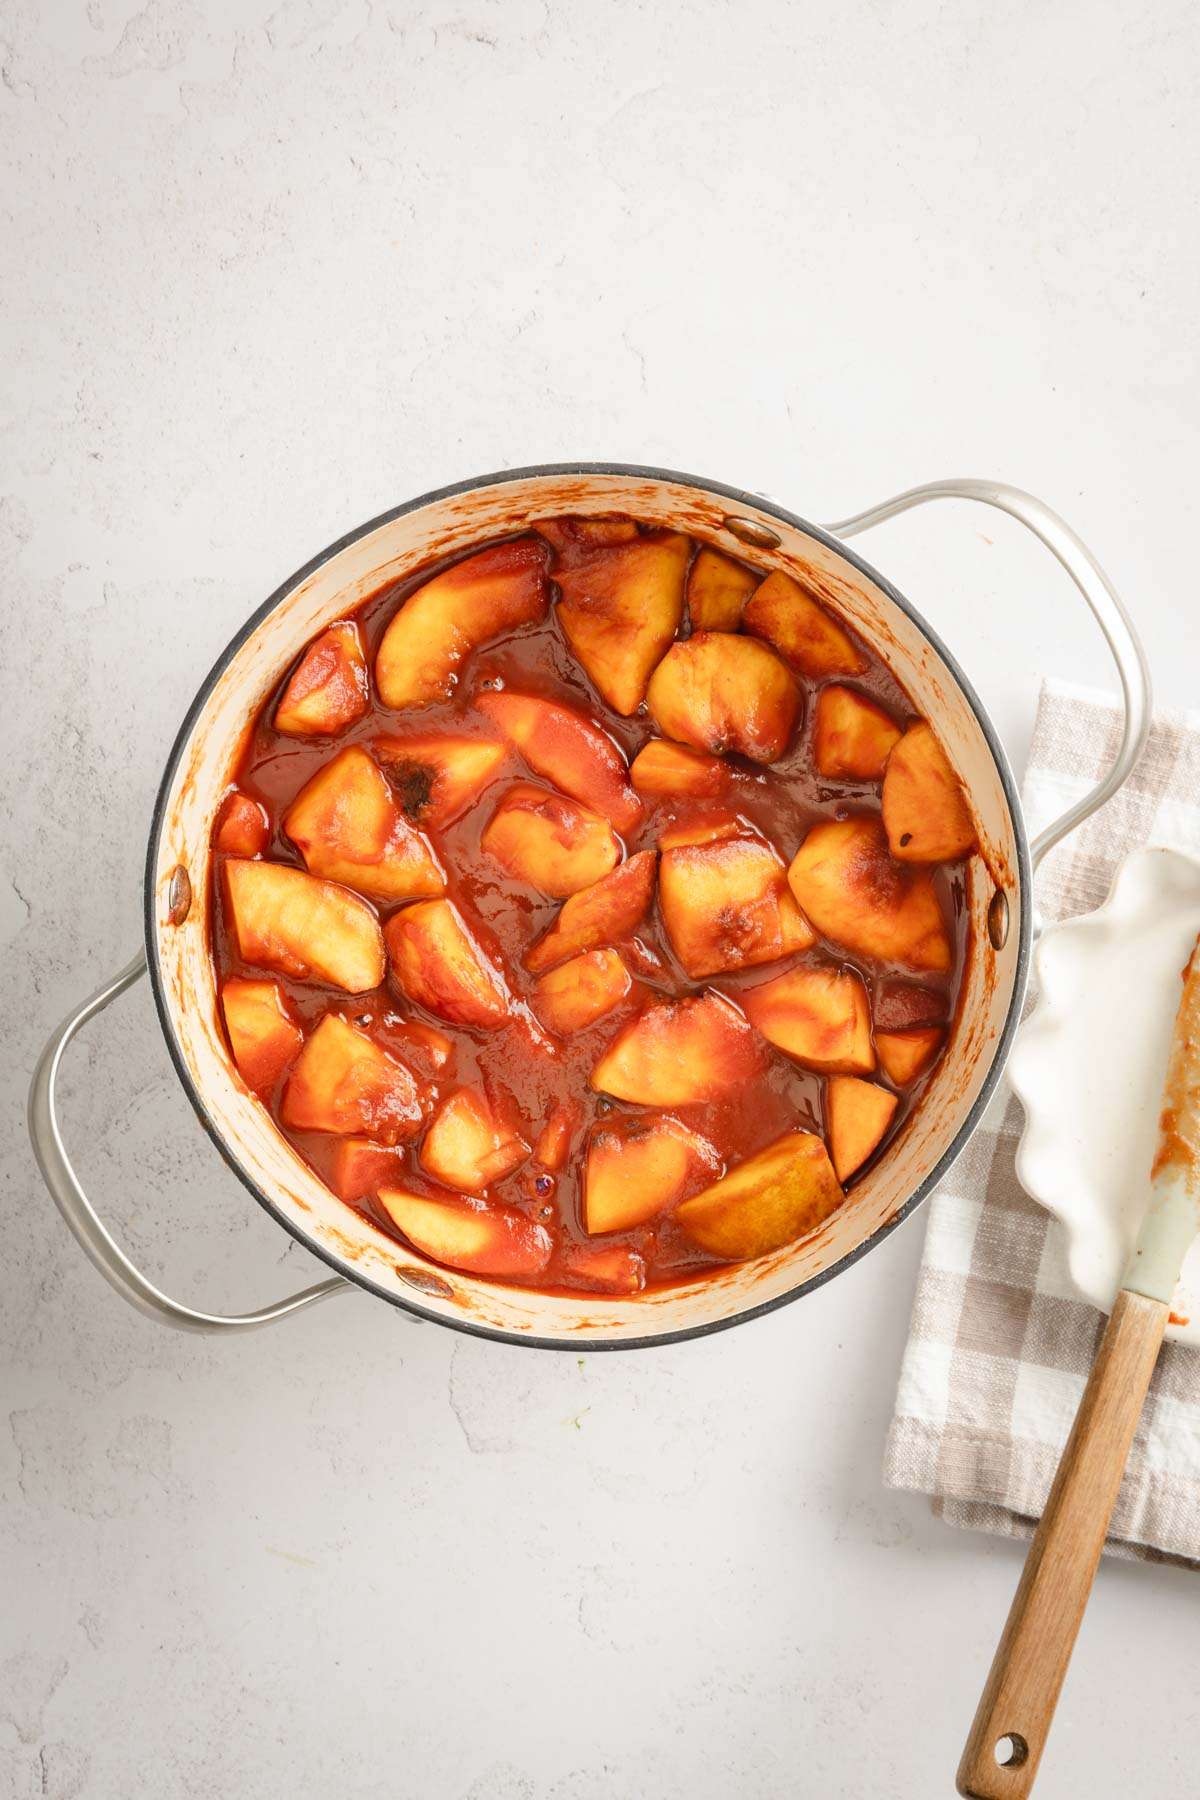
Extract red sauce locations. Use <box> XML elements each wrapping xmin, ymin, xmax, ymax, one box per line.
<box><xmin>209</xmin><ymin>519</ymin><xmax>971</xmax><ymax>1294</ymax></box>
<box><xmin>1151</xmin><ymin>936</ymin><xmax>1200</xmax><ymax>1193</ymax></box>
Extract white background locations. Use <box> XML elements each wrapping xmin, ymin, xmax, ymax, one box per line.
<box><xmin>3</xmin><ymin>2</ymin><xmax>1199</xmax><ymax>1796</ymax></box>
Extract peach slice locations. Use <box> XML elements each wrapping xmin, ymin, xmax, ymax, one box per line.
<box><xmin>813</xmin><ymin>686</ymin><xmax>902</xmax><ymax>781</ymax></box>
<box><xmin>537</xmin><ymin>516</ymin><xmax>640</xmax><ymax>555</ymax></box>
<box><xmin>477</xmin><ymin>691</ymin><xmax>641</xmax><ymax>832</ymax></box>
<box><xmin>329</xmin><ymin>1138</ymin><xmax>408</xmax><ymax>1202</ymax></box>
<box><xmin>214</xmin><ymin>791</ymin><xmax>270</xmax><ymax>857</ymax></box>
<box><xmin>281</xmin><ymin>1013</ymin><xmax>424</xmax><ymax>1142</ymax></box>
<box><xmin>742</xmin><ymin>571</ymin><xmax>867</xmax><ymax>678</ymax></box>
<box><xmin>274</xmin><ymin>621</ymin><xmax>370</xmax><ymax>737</ymax></box>
<box><xmin>222</xmin><ymin>858</ymin><xmax>385</xmax><ymax>992</ymax></box>
<box><xmin>686</xmin><ymin>547</ymin><xmax>759</xmax><ymax>632</ymax></box>
<box><xmin>646</xmin><ymin>632</ymin><xmax>800</xmax><ymax>764</ymax></box>
<box><xmin>675</xmin><ymin>1130</ymin><xmax>844</xmax><ymax>1261</ymax></box>
<box><xmin>532</xmin><ymin>948</ymin><xmax>635</xmax><ymax>1035</ymax></box>
<box><xmin>874</xmin><ymin>979</ymin><xmax>947</xmax><ymax>1031</ymax></box>
<box><xmin>220</xmin><ymin>977</ymin><xmax>303</xmax><ymax>1094</ymax></box>
<box><xmin>387</xmin><ymin>1019</ymin><xmax>455</xmax><ymax>1075</ymax></box>
<box><xmin>786</xmin><ymin>817</ymin><xmax>952</xmax><ymax>973</ymax></box>
<box><xmin>882</xmin><ymin>721</ymin><xmax>977</xmax><ymax>862</ymax></box>
<box><xmin>481</xmin><ymin>782</ymin><xmax>621</xmax><ymax>898</ymax></box>
<box><xmin>875</xmin><ymin>1026</ymin><xmax>944</xmax><ymax>1086</ymax></box>
<box><xmin>558</xmin><ymin>1242</ymin><xmax>647</xmax><ymax>1295</ymax></box>
<box><xmin>375</xmin><ymin>538</ymin><xmax>550</xmax><ymax>709</ymax></box>
<box><xmin>659</xmin><ymin>824</ymin><xmax>815</xmax><ymax>978</ymax></box>
<box><xmin>283</xmin><ymin>746</ymin><xmax>445</xmax><ymax>904</ymax></box>
<box><xmin>826</xmin><ymin>1076</ymin><xmax>898</xmax><ymax>1181</ymax></box>
<box><xmin>420</xmin><ymin>1087</ymin><xmax>530</xmax><ymax>1193</ymax></box>
<box><xmin>377</xmin><ymin>1187</ymin><xmax>553</xmax><ymax>1279</ymax></box>
<box><xmin>532</xmin><ymin>1100</ymin><xmax>580</xmax><ymax>1172</ymax></box>
<box><xmin>524</xmin><ymin>848</ymin><xmax>657</xmax><ymax>973</ymax></box>
<box><xmin>629</xmin><ymin>739</ymin><xmax>729</xmax><ymax>800</ymax></box>
<box><xmin>555</xmin><ymin>529</ymin><xmax>690</xmax><ymax>714</ymax></box>
<box><xmin>373</xmin><ymin>733</ymin><xmax>507</xmax><ymax>829</ymax></box>
<box><xmin>384</xmin><ymin>898</ymin><xmax>511</xmax><ymax>1030</ymax></box>
<box><xmin>590</xmin><ymin>990</ymin><xmax>764</xmax><ymax>1105</ymax></box>
<box><xmin>583</xmin><ymin>1114</ymin><xmax>720</xmax><ymax>1234</ymax></box>
<box><xmin>656</xmin><ymin>810</ymin><xmax>743</xmax><ymax>851</ymax></box>
<box><xmin>743</xmin><ymin>963</ymin><xmax>874</xmax><ymax>1073</ymax></box>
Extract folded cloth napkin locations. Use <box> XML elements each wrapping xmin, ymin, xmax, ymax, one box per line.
<box><xmin>885</xmin><ymin>677</ymin><xmax>1200</xmax><ymax>1567</ymax></box>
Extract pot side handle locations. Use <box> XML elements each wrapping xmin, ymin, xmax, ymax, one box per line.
<box><xmin>823</xmin><ymin>479</ymin><xmax>1152</xmax><ymax>871</ymax></box>
<box><xmin>27</xmin><ymin>950</ymin><xmax>351</xmax><ymax>1332</ymax></box>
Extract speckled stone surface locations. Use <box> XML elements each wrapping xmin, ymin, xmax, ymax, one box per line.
<box><xmin>4</xmin><ymin>4</ymin><xmax>1200</xmax><ymax>1795</ymax></box>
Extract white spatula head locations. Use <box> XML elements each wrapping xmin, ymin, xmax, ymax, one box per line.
<box><xmin>1123</xmin><ymin>932</ymin><xmax>1200</xmax><ymax>1303</ymax></box>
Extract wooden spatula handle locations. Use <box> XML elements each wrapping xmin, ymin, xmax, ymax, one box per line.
<box><xmin>957</xmin><ymin>1287</ymin><xmax>1168</xmax><ymax>1799</ymax></box>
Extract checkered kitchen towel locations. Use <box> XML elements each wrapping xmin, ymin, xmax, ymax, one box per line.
<box><xmin>884</xmin><ymin>677</ymin><xmax>1200</xmax><ymax>1566</ymax></box>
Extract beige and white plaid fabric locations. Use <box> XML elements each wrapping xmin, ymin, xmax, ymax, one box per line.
<box><xmin>884</xmin><ymin>678</ymin><xmax>1200</xmax><ymax>1566</ymax></box>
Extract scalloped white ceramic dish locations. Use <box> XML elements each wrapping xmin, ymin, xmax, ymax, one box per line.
<box><xmin>1010</xmin><ymin>846</ymin><xmax>1200</xmax><ymax>1345</ymax></box>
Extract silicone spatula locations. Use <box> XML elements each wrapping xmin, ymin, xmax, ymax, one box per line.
<box><xmin>957</xmin><ymin>931</ymin><xmax>1200</xmax><ymax>1798</ymax></box>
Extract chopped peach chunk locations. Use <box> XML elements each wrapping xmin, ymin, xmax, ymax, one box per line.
<box><xmin>646</xmin><ymin>632</ymin><xmax>800</xmax><ymax>763</ymax></box>
<box><xmin>874</xmin><ymin>980</ymin><xmax>947</xmax><ymax>1031</ymax></box>
<box><xmin>686</xmin><ymin>547</ymin><xmax>758</xmax><ymax>631</ymax></box>
<box><xmin>656</xmin><ymin>810</ymin><xmax>743</xmax><ymax>851</ymax></box>
<box><xmin>421</xmin><ymin>1087</ymin><xmax>530</xmax><ymax>1193</ymax></box>
<box><xmin>813</xmin><ymin>686</ymin><xmax>901</xmax><ymax>781</ymax></box>
<box><xmin>675</xmin><ymin>1130</ymin><xmax>844</xmax><ymax>1260</ymax></box>
<box><xmin>583</xmin><ymin>1114</ymin><xmax>720</xmax><ymax>1234</ymax></box>
<box><xmin>875</xmin><ymin>1026</ymin><xmax>944</xmax><ymax>1086</ymax></box>
<box><xmin>481</xmin><ymin>782</ymin><xmax>620</xmax><ymax>897</ymax></box>
<box><xmin>882</xmin><ymin>721</ymin><xmax>977</xmax><ymax>862</ymax></box>
<box><xmin>378</xmin><ymin>1187</ymin><xmax>553</xmax><ymax>1279</ymax></box>
<box><xmin>524</xmin><ymin>849</ymin><xmax>657</xmax><ymax>973</ymax></box>
<box><xmin>222</xmin><ymin>858</ymin><xmax>385</xmax><ymax>992</ymax></box>
<box><xmin>283</xmin><ymin>746</ymin><xmax>445</xmax><ymax>904</ymax></box>
<box><xmin>281</xmin><ymin>1013</ymin><xmax>424</xmax><ymax>1142</ymax></box>
<box><xmin>329</xmin><ymin>1138</ymin><xmax>408</xmax><ymax>1202</ymax></box>
<box><xmin>375</xmin><ymin>538</ymin><xmax>550</xmax><ymax>710</ymax></box>
<box><xmin>536</xmin><ymin>516</ymin><xmax>640</xmax><ymax>555</ymax></box>
<box><xmin>373</xmin><ymin>733</ymin><xmax>507</xmax><ymax>828</ymax></box>
<box><xmin>742</xmin><ymin>571</ymin><xmax>867</xmax><ymax>678</ymax></box>
<box><xmin>477</xmin><ymin>690</ymin><xmax>641</xmax><ymax>832</ymax></box>
<box><xmin>214</xmin><ymin>791</ymin><xmax>270</xmax><ymax>856</ymax></box>
<box><xmin>630</xmin><ymin>739</ymin><xmax>729</xmax><ymax>800</ymax></box>
<box><xmin>786</xmin><ymin>817</ymin><xmax>952</xmax><ymax>973</ymax></box>
<box><xmin>532</xmin><ymin>1100</ymin><xmax>580</xmax><ymax>1171</ymax></box>
<box><xmin>826</xmin><ymin>1076</ymin><xmax>898</xmax><ymax>1181</ymax></box>
<box><xmin>744</xmin><ymin>963</ymin><xmax>874</xmax><ymax>1073</ymax></box>
<box><xmin>555</xmin><ymin>530</ymin><xmax>690</xmax><ymax>714</ymax></box>
<box><xmin>532</xmin><ymin>949</ymin><xmax>635</xmax><ymax>1035</ymax></box>
<box><xmin>388</xmin><ymin>1019</ymin><xmax>455</xmax><ymax>1074</ymax></box>
<box><xmin>221</xmin><ymin>977</ymin><xmax>303</xmax><ymax>1094</ymax></box>
<box><xmin>660</xmin><ymin>824</ymin><xmax>815</xmax><ymax>978</ymax></box>
<box><xmin>384</xmin><ymin>899</ymin><xmax>511</xmax><ymax>1030</ymax></box>
<box><xmin>558</xmin><ymin>1242</ymin><xmax>647</xmax><ymax>1295</ymax></box>
<box><xmin>590</xmin><ymin>991</ymin><xmax>764</xmax><ymax>1105</ymax></box>
<box><xmin>274</xmin><ymin>621</ymin><xmax>370</xmax><ymax>737</ymax></box>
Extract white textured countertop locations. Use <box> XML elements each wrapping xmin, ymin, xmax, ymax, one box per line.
<box><xmin>4</xmin><ymin>4</ymin><xmax>1200</xmax><ymax>1795</ymax></box>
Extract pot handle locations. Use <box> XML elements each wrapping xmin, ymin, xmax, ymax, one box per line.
<box><xmin>823</xmin><ymin>479</ymin><xmax>1152</xmax><ymax>870</ymax></box>
<box><xmin>27</xmin><ymin>950</ymin><xmax>351</xmax><ymax>1332</ymax></box>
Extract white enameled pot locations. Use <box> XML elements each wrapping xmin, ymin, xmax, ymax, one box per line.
<box><xmin>29</xmin><ymin>467</ymin><xmax>1150</xmax><ymax>1348</ymax></box>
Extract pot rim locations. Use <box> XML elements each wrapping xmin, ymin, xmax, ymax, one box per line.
<box><xmin>143</xmin><ymin>461</ymin><xmax>1033</xmax><ymax>1351</ymax></box>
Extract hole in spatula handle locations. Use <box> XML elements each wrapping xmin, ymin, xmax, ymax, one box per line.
<box><xmin>994</xmin><ymin>1734</ymin><xmax>1028</xmax><ymax>1769</ymax></box>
